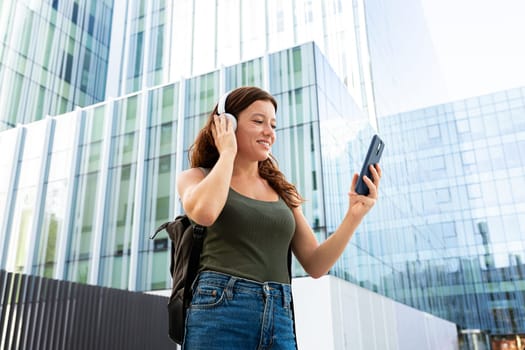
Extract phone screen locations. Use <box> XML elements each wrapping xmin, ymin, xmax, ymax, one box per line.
<box><xmin>355</xmin><ymin>135</ymin><xmax>384</xmax><ymax>195</ymax></box>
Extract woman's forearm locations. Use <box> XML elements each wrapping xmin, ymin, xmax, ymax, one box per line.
<box><xmin>182</xmin><ymin>151</ymin><xmax>236</xmax><ymax>225</ymax></box>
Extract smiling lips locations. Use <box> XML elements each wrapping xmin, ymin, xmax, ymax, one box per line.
<box><xmin>257</xmin><ymin>140</ymin><xmax>271</xmax><ymax>150</ymax></box>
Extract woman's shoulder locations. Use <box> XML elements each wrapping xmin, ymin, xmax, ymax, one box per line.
<box><xmin>197</xmin><ymin>167</ymin><xmax>211</xmax><ymax>176</ymax></box>
<box><xmin>178</xmin><ymin>167</ymin><xmax>211</xmax><ymax>183</ymax></box>
<box><xmin>179</xmin><ymin>167</ymin><xmax>209</xmax><ymax>179</ymax></box>
<box><xmin>176</xmin><ymin>167</ymin><xmax>209</xmax><ymax>197</ymax></box>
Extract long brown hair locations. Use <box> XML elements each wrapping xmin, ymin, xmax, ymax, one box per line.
<box><xmin>189</xmin><ymin>86</ymin><xmax>304</xmax><ymax>208</ymax></box>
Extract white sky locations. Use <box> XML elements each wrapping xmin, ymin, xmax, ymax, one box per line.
<box><xmin>420</xmin><ymin>0</ymin><xmax>525</xmax><ymax>101</ymax></box>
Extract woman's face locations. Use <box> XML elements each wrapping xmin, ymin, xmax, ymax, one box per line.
<box><xmin>235</xmin><ymin>99</ymin><xmax>276</xmax><ymax>161</ymax></box>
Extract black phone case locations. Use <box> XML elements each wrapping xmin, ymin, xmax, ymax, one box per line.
<box><xmin>355</xmin><ymin>135</ymin><xmax>384</xmax><ymax>195</ymax></box>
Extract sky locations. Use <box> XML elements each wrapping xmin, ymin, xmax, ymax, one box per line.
<box><xmin>420</xmin><ymin>0</ymin><xmax>525</xmax><ymax>102</ymax></box>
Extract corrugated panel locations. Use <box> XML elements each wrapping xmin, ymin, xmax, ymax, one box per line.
<box><xmin>0</xmin><ymin>270</ymin><xmax>174</xmax><ymax>350</ymax></box>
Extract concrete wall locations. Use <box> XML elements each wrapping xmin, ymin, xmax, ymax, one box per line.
<box><xmin>293</xmin><ymin>275</ymin><xmax>458</xmax><ymax>350</ymax></box>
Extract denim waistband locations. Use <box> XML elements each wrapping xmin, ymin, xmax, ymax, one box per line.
<box><xmin>195</xmin><ymin>271</ymin><xmax>292</xmax><ymax>305</ymax></box>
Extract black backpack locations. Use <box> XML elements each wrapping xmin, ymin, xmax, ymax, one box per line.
<box><xmin>149</xmin><ymin>215</ymin><xmax>206</xmax><ymax>345</ymax></box>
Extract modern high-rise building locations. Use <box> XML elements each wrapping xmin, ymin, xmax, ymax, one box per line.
<box><xmin>0</xmin><ymin>0</ymin><xmax>114</xmax><ymax>130</ymax></box>
<box><xmin>2</xmin><ymin>0</ymin><xmax>524</xmax><ymax>348</ymax></box>
<box><xmin>363</xmin><ymin>0</ymin><xmax>449</xmax><ymax>116</ymax></box>
<box><xmin>1</xmin><ymin>0</ymin><xmax>377</xmax><ymax>131</ymax></box>
<box><xmin>0</xmin><ymin>39</ymin><xmax>457</xmax><ymax>350</ymax></box>
<box><xmin>376</xmin><ymin>87</ymin><xmax>525</xmax><ymax>341</ymax></box>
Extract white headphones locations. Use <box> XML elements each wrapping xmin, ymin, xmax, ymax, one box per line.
<box><xmin>217</xmin><ymin>91</ymin><xmax>237</xmax><ymax>131</ymax></box>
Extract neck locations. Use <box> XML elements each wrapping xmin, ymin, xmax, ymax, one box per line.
<box><xmin>232</xmin><ymin>158</ymin><xmax>260</xmax><ymax>178</ymax></box>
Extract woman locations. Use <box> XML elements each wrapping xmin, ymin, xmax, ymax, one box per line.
<box><xmin>177</xmin><ymin>86</ymin><xmax>381</xmax><ymax>349</ymax></box>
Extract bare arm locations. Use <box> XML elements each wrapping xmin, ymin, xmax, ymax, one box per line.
<box><xmin>291</xmin><ymin>165</ymin><xmax>381</xmax><ymax>278</ymax></box>
<box><xmin>176</xmin><ymin>114</ymin><xmax>236</xmax><ymax>226</ymax></box>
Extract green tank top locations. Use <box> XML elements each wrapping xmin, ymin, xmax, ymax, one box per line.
<box><xmin>199</xmin><ymin>188</ymin><xmax>296</xmax><ymax>284</ymax></box>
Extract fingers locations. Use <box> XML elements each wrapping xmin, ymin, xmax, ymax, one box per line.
<box><xmin>362</xmin><ymin>164</ymin><xmax>381</xmax><ymax>198</ymax></box>
<box><xmin>212</xmin><ymin>114</ymin><xmax>237</xmax><ymax>156</ymax></box>
<box><xmin>214</xmin><ymin>114</ymin><xmax>234</xmax><ymax>132</ymax></box>
<box><xmin>375</xmin><ymin>163</ymin><xmax>382</xmax><ymax>178</ymax></box>
<box><xmin>213</xmin><ymin>114</ymin><xmax>224</xmax><ymax>131</ymax></box>
<box><xmin>369</xmin><ymin>164</ymin><xmax>381</xmax><ymax>188</ymax></box>
<box><xmin>362</xmin><ymin>175</ymin><xmax>377</xmax><ymax>198</ymax></box>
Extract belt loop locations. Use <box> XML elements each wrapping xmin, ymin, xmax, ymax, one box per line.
<box><xmin>225</xmin><ymin>276</ymin><xmax>237</xmax><ymax>300</ymax></box>
<box><xmin>282</xmin><ymin>284</ymin><xmax>291</xmax><ymax>308</ymax></box>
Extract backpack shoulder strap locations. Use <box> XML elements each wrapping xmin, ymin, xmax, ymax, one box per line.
<box><xmin>149</xmin><ymin>222</ymin><xmax>169</xmax><ymax>239</ymax></box>
<box><xmin>149</xmin><ymin>215</ymin><xmax>190</xmax><ymax>240</ymax></box>
<box><xmin>183</xmin><ymin>224</ymin><xmax>206</xmax><ymax>306</ymax></box>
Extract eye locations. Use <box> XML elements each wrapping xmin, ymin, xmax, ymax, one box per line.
<box><xmin>271</xmin><ymin>124</ymin><xmax>277</xmax><ymax>129</ymax></box>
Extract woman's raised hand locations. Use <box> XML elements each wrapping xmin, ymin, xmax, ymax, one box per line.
<box><xmin>212</xmin><ymin>114</ymin><xmax>237</xmax><ymax>156</ymax></box>
<box><xmin>348</xmin><ymin>164</ymin><xmax>382</xmax><ymax>219</ymax></box>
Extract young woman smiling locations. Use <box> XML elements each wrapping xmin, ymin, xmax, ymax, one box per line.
<box><xmin>177</xmin><ymin>86</ymin><xmax>382</xmax><ymax>349</ymax></box>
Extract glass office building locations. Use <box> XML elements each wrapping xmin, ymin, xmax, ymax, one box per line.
<box><xmin>0</xmin><ymin>42</ymin><xmax>376</xmax><ymax>290</ymax></box>
<box><xmin>363</xmin><ymin>0</ymin><xmax>449</xmax><ymax>116</ymax></box>
<box><xmin>4</xmin><ymin>37</ymin><xmax>525</xmax><ymax>340</ymax></box>
<box><xmin>114</xmin><ymin>0</ymin><xmax>376</xmax><ymax>127</ymax></box>
<box><xmin>1</xmin><ymin>0</ymin><xmax>524</xmax><ymax>345</ymax></box>
<box><xmin>1</xmin><ymin>0</ymin><xmax>377</xmax><ymax>132</ymax></box>
<box><xmin>375</xmin><ymin>87</ymin><xmax>525</xmax><ymax>336</ymax></box>
<box><xmin>0</xmin><ymin>0</ymin><xmax>114</xmax><ymax>131</ymax></box>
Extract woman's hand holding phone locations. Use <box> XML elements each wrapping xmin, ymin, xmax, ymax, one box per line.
<box><xmin>355</xmin><ymin>135</ymin><xmax>384</xmax><ymax>196</ymax></box>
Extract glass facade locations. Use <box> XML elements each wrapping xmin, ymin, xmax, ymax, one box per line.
<box><xmin>123</xmin><ymin>0</ymin><xmax>169</xmax><ymax>92</ymax></box>
<box><xmin>114</xmin><ymin>0</ymin><xmax>376</xmax><ymax>127</ymax></box>
<box><xmin>2</xmin><ymin>38</ymin><xmax>525</xmax><ymax>337</ymax></box>
<box><xmin>2</xmin><ymin>0</ymin><xmax>376</xmax><ymax>139</ymax></box>
<box><xmin>375</xmin><ymin>88</ymin><xmax>525</xmax><ymax>334</ymax></box>
<box><xmin>0</xmin><ymin>43</ymin><xmax>380</xmax><ymax>290</ymax></box>
<box><xmin>1</xmin><ymin>0</ymin><xmax>524</xmax><ymax>342</ymax></box>
<box><xmin>0</xmin><ymin>0</ymin><xmax>114</xmax><ymax>131</ymax></box>
<box><xmin>363</xmin><ymin>0</ymin><xmax>449</xmax><ymax>116</ymax></box>
<box><xmin>0</xmin><ymin>42</ymin><xmax>375</xmax><ymax>288</ymax></box>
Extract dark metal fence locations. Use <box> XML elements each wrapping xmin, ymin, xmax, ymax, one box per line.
<box><xmin>0</xmin><ymin>270</ymin><xmax>176</xmax><ymax>350</ymax></box>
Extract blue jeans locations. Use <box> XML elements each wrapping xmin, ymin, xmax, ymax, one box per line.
<box><xmin>182</xmin><ymin>271</ymin><xmax>297</xmax><ymax>350</ymax></box>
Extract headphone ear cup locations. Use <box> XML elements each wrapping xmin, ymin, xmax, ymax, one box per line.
<box><xmin>224</xmin><ymin>113</ymin><xmax>237</xmax><ymax>131</ymax></box>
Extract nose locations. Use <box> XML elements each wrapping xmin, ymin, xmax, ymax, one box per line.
<box><xmin>262</xmin><ymin>122</ymin><xmax>275</xmax><ymax>136</ymax></box>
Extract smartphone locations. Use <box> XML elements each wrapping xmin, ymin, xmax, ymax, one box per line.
<box><xmin>355</xmin><ymin>134</ymin><xmax>384</xmax><ymax>196</ymax></box>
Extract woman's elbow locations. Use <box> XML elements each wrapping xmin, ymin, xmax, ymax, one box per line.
<box><xmin>192</xmin><ymin>214</ymin><xmax>216</xmax><ymax>227</ymax></box>
<box><xmin>308</xmin><ymin>271</ymin><xmax>327</xmax><ymax>279</ymax></box>
<box><xmin>185</xmin><ymin>204</ymin><xmax>220</xmax><ymax>227</ymax></box>
<box><xmin>303</xmin><ymin>265</ymin><xmax>328</xmax><ymax>279</ymax></box>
